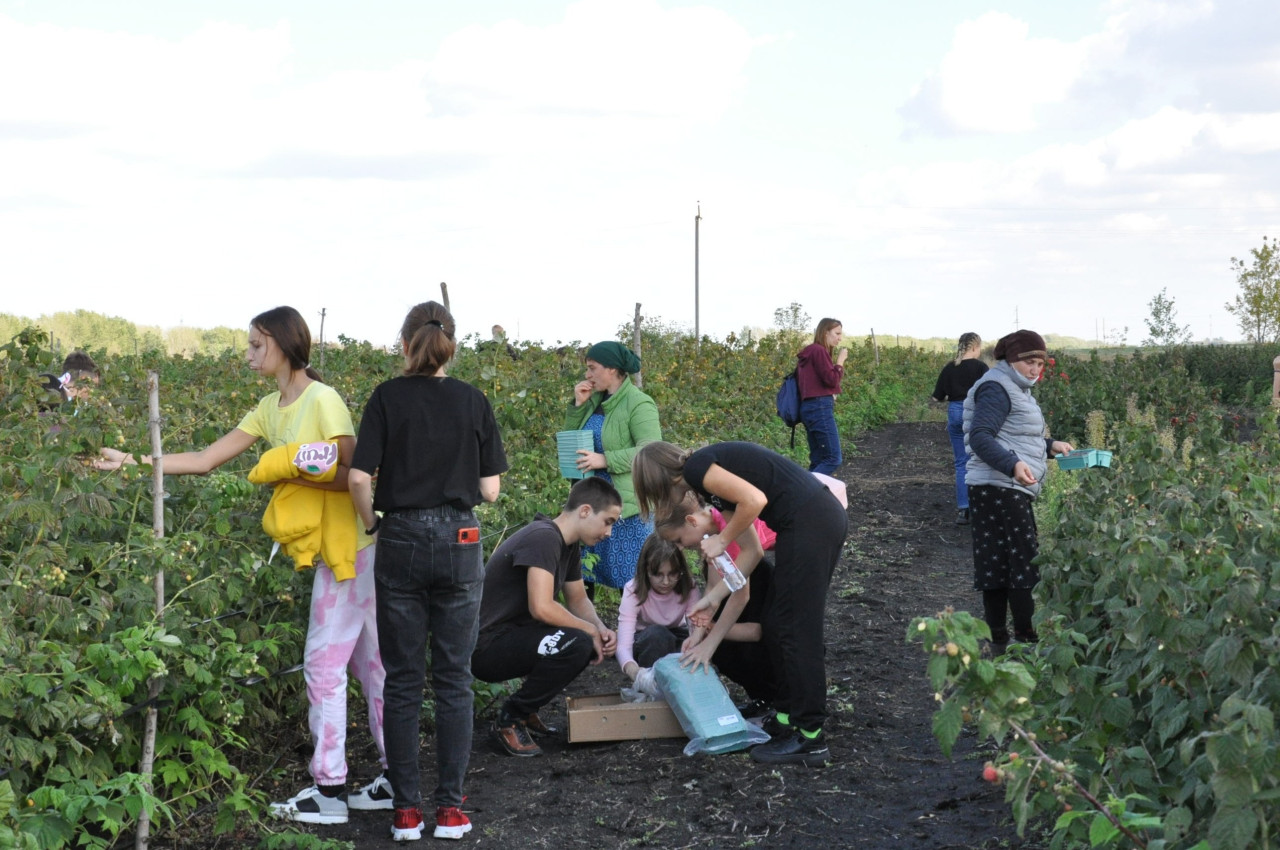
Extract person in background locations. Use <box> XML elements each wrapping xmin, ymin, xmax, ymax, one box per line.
<box><xmin>41</xmin><ymin>350</ymin><xmax>100</xmax><ymax>409</ymax></box>
<box><xmin>471</xmin><ymin>477</ymin><xmax>621</xmax><ymax>758</ymax></box>
<box><xmin>94</xmin><ymin>306</ymin><xmax>388</xmax><ymax>827</ymax></box>
<box><xmin>563</xmin><ymin>341</ymin><xmax>661</xmax><ymax>591</ymax></box>
<box><xmin>931</xmin><ymin>333</ymin><xmax>988</xmax><ymax>524</ymax></box>
<box><xmin>796</xmin><ymin>318</ymin><xmax>848</xmax><ymax>475</ymax></box>
<box><xmin>963</xmin><ymin>330</ymin><xmax>1073</xmax><ymax>653</ymax></box>
<box><xmin>349</xmin><ymin>301</ymin><xmax>508</xmax><ymax>842</ymax></box>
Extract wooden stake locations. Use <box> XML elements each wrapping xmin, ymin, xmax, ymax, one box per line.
<box><xmin>135</xmin><ymin>372</ymin><xmax>165</xmax><ymax>850</ymax></box>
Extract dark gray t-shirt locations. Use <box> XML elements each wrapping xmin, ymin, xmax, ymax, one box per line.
<box><xmin>477</xmin><ymin>516</ymin><xmax>581</xmax><ymax>640</ymax></box>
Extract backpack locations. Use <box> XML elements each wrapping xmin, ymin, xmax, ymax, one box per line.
<box><xmin>775</xmin><ymin>370</ymin><xmax>801</xmax><ymax>447</ymax></box>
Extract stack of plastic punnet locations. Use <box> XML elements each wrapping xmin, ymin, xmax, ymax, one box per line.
<box><xmin>556</xmin><ymin>430</ymin><xmax>595</xmax><ymax>479</ymax></box>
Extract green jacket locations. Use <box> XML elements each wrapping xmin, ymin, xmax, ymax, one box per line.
<box><xmin>563</xmin><ymin>377</ymin><xmax>661</xmax><ymax>519</ymax></box>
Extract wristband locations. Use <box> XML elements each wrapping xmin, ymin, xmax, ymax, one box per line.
<box><xmin>365</xmin><ymin>517</ymin><xmax>381</xmax><ymax>535</ymax></box>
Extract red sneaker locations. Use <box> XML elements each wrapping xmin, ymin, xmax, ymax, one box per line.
<box><xmin>434</xmin><ymin>805</ymin><xmax>472</xmax><ymax>840</ymax></box>
<box><xmin>390</xmin><ymin>806</ymin><xmax>424</xmax><ymax>841</ymax></box>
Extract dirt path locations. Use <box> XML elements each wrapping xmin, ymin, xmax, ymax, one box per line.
<box><xmin>186</xmin><ymin>422</ymin><xmax>1047</xmax><ymax>849</ymax></box>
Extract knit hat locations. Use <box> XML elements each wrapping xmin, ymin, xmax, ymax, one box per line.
<box><xmin>994</xmin><ymin>330</ymin><xmax>1047</xmax><ymax>363</ymax></box>
<box><xmin>586</xmin><ymin>341</ymin><xmax>641</xmax><ymax>374</ymax></box>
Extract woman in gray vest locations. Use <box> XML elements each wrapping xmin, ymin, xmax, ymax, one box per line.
<box><xmin>962</xmin><ymin>330</ymin><xmax>1073</xmax><ymax>650</ymax></box>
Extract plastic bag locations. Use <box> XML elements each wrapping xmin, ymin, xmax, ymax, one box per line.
<box><xmin>619</xmin><ymin>666</ymin><xmax>663</xmax><ymax>703</ymax></box>
<box><xmin>653</xmin><ymin>655</ymin><xmax>770</xmax><ymax>755</ymax></box>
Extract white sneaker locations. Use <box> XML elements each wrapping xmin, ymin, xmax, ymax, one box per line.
<box><xmin>348</xmin><ymin>773</ymin><xmax>395</xmax><ymax>811</ymax></box>
<box><xmin>268</xmin><ymin>785</ymin><xmax>349</xmax><ymax>825</ymax></box>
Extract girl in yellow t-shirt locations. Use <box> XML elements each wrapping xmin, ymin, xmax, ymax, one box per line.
<box><xmin>95</xmin><ymin>306</ymin><xmax>389</xmax><ymax>825</ymax></box>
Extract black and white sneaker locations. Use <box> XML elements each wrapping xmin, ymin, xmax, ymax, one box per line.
<box><xmin>348</xmin><ymin>773</ymin><xmax>395</xmax><ymax>811</ymax></box>
<box><xmin>750</xmin><ymin>730</ymin><xmax>831</xmax><ymax>766</ymax></box>
<box><xmin>268</xmin><ymin>785</ymin><xmax>349</xmax><ymax>824</ymax></box>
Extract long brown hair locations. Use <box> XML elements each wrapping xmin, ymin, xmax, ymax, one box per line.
<box><xmin>400</xmin><ymin>301</ymin><xmax>457</xmax><ymax>376</ymax></box>
<box><xmin>251</xmin><ymin>306</ymin><xmax>323</xmax><ymax>382</ymax></box>
<box><xmin>631</xmin><ymin>441</ymin><xmax>692</xmax><ymax>520</ymax></box>
<box><xmin>813</xmin><ymin>318</ymin><xmax>843</xmax><ymax>356</ymax></box>
<box><xmin>633</xmin><ymin>535</ymin><xmax>695</xmax><ymax>605</ymax></box>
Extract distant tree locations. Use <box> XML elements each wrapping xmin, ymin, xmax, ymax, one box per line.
<box><xmin>1225</xmin><ymin>236</ymin><xmax>1280</xmax><ymax>343</ymax></box>
<box><xmin>1142</xmin><ymin>288</ymin><xmax>1191</xmax><ymax>347</ymax></box>
<box><xmin>772</xmin><ymin>302</ymin><xmax>811</xmax><ymax>335</ymax></box>
<box><xmin>1103</xmin><ymin>325</ymin><xmax>1129</xmax><ymax>347</ymax></box>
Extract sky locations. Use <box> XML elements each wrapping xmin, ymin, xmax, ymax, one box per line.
<box><xmin>2</xmin><ymin>0</ymin><xmax>1278</xmax><ymax>348</ymax></box>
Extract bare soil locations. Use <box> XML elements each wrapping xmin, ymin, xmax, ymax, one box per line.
<box><xmin>170</xmin><ymin>422</ymin><xmax>1048</xmax><ymax>849</ymax></box>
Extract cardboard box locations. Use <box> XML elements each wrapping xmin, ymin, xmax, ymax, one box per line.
<box><xmin>566</xmin><ymin>693</ymin><xmax>687</xmax><ymax>743</ymax></box>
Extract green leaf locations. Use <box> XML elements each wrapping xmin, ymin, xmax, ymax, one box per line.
<box><xmin>1207</xmin><ymin>806</ymin><xmax>1258</xmax><ymax>850</ymax></box>
<box><xmin>1209</xmin><ymin>768</ymin><xmax>1256</xmax><ymax>809</ymax></box>
<box><xmin>1088</xmin><ymin>813</ymin><xmax>1120</xmax><ymax>846</ymax></box>
<box><xmin>932</xmin><ymin>699</ymin><xmax>962</xmax><ymax>758</ymax></box>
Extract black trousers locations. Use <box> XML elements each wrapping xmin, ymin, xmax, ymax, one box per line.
<box><xmin>471</xmin><ymin>623</ymin><xmax>594</xmax><ymax>718</ymax></box>
<box><xmin>769</xmin><ymin>489</ymin><xmax>848</xmax><ymax>732</ymax></box>
<box><xmin>713</xmin><ymin>559</ymin><xmax>783</xmax><ymax>704</ymax></box>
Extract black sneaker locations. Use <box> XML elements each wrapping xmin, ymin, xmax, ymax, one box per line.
<box><xmin>760</xmin><ymin>712</ymin><xmax>792</xmax><ymax>738</ymax></box>
<box><xmin>751</xmin><ymin>730</ymin><xmax>830</xmax><ymax>766</ymax></box>
<box><xmin>736</xmin><ymin>699</ymin><xmax>772</xmax><ymax>722</ymax></box>
<box><xmin>955</xmin><ymin>508</ymin><xmax>970</xmax><ymax>525</ymax></box>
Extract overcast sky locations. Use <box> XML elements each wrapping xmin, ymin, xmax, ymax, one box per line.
<box><xmin>2</xmin><ymin>0</ymin><xmax>1277</xmax><ymax>347</ymax></box>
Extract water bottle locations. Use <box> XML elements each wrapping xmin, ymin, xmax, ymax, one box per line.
<box><xmin>703</xmin><ymin>535</ymin><xmax>748</xmax><ymax>592</ymax></box>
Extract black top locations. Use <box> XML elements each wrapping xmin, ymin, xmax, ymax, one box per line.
<box><xmin>352</xmin><ymin>375</ymin><xmax>508</xmax><ymax>511</ymax></box>
<box><xmin>682</xmin><ymin>441</ymin><xmax>826</xmax><ymax>531</ymax></box>
<box><xmin>932</xmin><ymin>359</ymin><xmax>988</xmax><ymax>402</ymax></box>
<box><xmin>476</xmin><ymin>516</ymin><xmax>580</xmax><ymax>640</ymax></box>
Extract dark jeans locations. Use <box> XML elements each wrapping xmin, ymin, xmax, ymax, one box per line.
<box><xmin>633</xmin><ymin>625</ymin><xmax>689</xmax><ymax>668</ymax></box>
<box><xmin>770</xmin><ymin>488</ymin><xmax>848</xmax><ymax>731</ymax></box>
<box><xmin>801</xmin><ymin>395</ymin><xmax>842</xmax><ymax>474</ymax></box>
<box><xmin>946</xmin><ymin>402</ymin><xmax>969</xmax><ymax>510</ymax></box>
<box><xmin>376</xmin><ymin>506</ymin><xmax>484</xmax><ymax>811</ymax></box>
<box><xmin>472</xmin><ymin>623</ymin><xmax>594</xmax><ymax>719</ymax></box>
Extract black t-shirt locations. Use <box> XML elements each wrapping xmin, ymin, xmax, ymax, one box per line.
<box><xmin>932</xmin><ymin>359</ymin><xmax>988</xmax><ymax>402</ymax></box>
<box><xmin>477</xmin><ymin>516</ymin><xmax>581</xmax><ymax>639</ymax></box>
<box><xmin>682</xmin><ymin>441</ymin><xmax>826</xmax><ymax>531</ymax></box>
<box><xmin>352</xmin><ymin>375</ymin><xmax>508</xmax><ymax>511</ymax></box>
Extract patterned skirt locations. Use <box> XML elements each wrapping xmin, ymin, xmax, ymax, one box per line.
<box><xmin>968</xmin><ymin>484</ymin><xmax>1040</xmax><ymax>591</ymax></box>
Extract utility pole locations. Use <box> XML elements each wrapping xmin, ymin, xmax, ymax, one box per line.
<box><xmin>317</xmin><ymin>308</ymin><xmax>327</xmax><ymax>374</ymax></box>
<box><xmin>694</xmin><ymin>203</ymin><xmax>701</xmax><ymax>344</ymax></box>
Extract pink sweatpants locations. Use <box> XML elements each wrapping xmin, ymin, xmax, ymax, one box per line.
<box><xmin>306</xmin><ymin>545</ymin><xmax>387</xmax><ymax>785</ymax></box>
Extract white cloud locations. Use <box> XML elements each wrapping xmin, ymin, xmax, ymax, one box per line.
<box><xmin>902</xmin><ymin>12</ymin><xmax>1107</xmax><ymax>134</ymax></box>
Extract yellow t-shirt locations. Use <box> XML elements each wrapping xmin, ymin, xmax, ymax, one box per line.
<box><xmin>236</xmin><ymin>381</ymin><xmax>371</xmax><ymax>550</ymax></box>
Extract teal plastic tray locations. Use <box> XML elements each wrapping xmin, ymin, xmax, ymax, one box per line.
<box><xmin>556</xmin><ymin>430</ymin><xmax>594</xmax><ymax>479</ymax></box>
<box><xmin>1055</xmin><ymin>448</ymin><xmax>1113</xmax><ymax>470</ymax></box>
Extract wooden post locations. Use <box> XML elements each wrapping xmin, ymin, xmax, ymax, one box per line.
<box><xmin>1272</xmin><ymin>355</ymin><xmax>1280</xmax><ymax>407</ymax></box>
<box><xmin>136</xmin><ymin>372</ymin><xmax>166</xmax><ymax>849</ymax></box>
<box><xmin>317</xmin><ymin>308</ymin><xmax>327</xmax><ymax>375</ymax></box>
<box><xmin>440</xmin><ymin>282</ymin><xmax>450</xmax><ymax>313</ymax></box>
<box><xmin>632</xmin><ymin>304</ymin><xmax>644</xmax><ymax>389</ymax></box>
<box><xmin>871</xmin><ymin>328</ymin><xmax>880</xmax><ymax>366</ymax></box>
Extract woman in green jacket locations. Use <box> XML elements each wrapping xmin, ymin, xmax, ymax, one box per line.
<box><xmin>564</xmin><ymin>341</ymin><xmax>662</xmax><ymax>588</ymax></box>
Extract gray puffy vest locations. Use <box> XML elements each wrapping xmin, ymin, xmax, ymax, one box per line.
<box><xmin>963</xmin><ymin>361</ymin><xmax>1047</xmax><ymax>497</ymax></box>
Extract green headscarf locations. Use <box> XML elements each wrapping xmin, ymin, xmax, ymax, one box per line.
<box><xmin>586</xmin><ymin>341</ymin><xmax>641</xmax><ymax>374</ymax></box>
